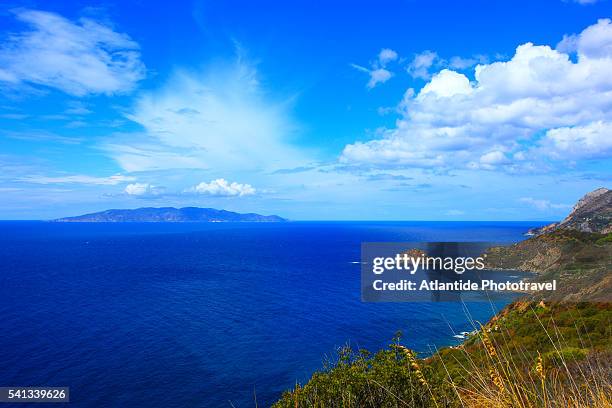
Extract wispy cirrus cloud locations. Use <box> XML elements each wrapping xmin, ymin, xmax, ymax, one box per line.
<box><xmin>19</xmin><ymin>174</ymin><xmax>135</xmax><ymax>185</ymax></box>
<box><xmin>270</xmin><ymin>166</ymin><xmax>317</xmax><ymax>175</ymax></box>
<box><xmin>519</xmin><ymin>197</ymin><xmax>571</xmax><ymax>211</ymax></box>
<box><xmin>3</xmin><ymin>129</ymin><xmax>83</xmax><ymax>144</ymax></box>
<box><xmin>0</xmin><ymin>9</ymin><xmax>145</xmax><ymax>96</ymax></box>
<box><xmin>567</xmin><ymin>0</ymin><xmax>602</xmax><ymax>4</ymax></box>
<box><xmin>104</xmin><ymin>59</ymin><xmax>305</xmax><ymax>172</ymax></box>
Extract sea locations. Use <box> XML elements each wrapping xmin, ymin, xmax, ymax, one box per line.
<box><xmin>0</xmin><ymin>221</ymin><xmax>545</xmax><ymax>407</ymax></box>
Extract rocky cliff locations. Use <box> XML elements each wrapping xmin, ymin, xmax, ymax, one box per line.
<box><xmin>485</xmin><ymin>188</ymin><xmax>611</xmax><ymax>302</ymax></box>
<box><xmin>528</xmin><ymin>187</ymin><xmax>612</xmax><ymax>235</ymax></box>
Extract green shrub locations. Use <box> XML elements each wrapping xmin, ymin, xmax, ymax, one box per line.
<box><xmin>595</xmin><ymin>233</ymin><xmax>612</xmax><ymax>245</ymax></box>
<box><xmin>542</xmin><ymin>347</ymin><xmax>588</xmax><ymax>366</ymax></box>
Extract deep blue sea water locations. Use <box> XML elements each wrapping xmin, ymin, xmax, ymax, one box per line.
<box><xmin>0</xmin><ymin>221</ymin><xmax>545</xmax><ymax>407</ymax></box>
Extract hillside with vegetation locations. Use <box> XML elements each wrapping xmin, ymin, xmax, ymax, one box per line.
<box><xmin>274</xmin><ymin>188</ymin><xmax>612</xmax><ymax>407</ymax></box>
<box><xmin>275</xmin><ymin>302</ymin><xmax>611</xmax><ymax>407</ymax></box>
<box><xmin>527</xmin><ymin>188</ymin><xmax>612</xmax><ymax>236</ymax></box>
<box><xmin>484</xmin><ymin>228</ymin><xmax>611</xmax><ymax>302</ymax></box>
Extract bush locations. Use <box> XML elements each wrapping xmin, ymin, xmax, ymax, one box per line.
<box><xmin>274</xmin><ymin>302</ymin><xmax>612</xmax><ymax>407</ymax></box>
<box><xmin>542</xmin><ymin>347</ymin><xmax>588</xmax><ymax>366</ymax></box>
<box><xmin>595</xmin><ymin>233</ymin><xmax>612</xmax><ymax>245</ymax></box>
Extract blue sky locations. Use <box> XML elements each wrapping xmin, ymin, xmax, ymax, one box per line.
<box><xmin>0</xmin><ymin>0</ymin><xmax>611</xmax><ymax>220</ymax></box>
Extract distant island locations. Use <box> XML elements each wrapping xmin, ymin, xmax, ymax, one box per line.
<box><xmin>54</xmin><ymin>207</ymin><xmax>287</xmax><ymax>223</ymax></box>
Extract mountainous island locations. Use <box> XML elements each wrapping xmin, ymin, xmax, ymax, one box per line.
<box><xmin>274</xmin><ymin>187</ymin><xmax>611</xmax><ymax>408</ymax></box>
<box><xmin>54</xmin><ymin>207</ymin><xmax>287</xmax><ymax>223</ymax></box>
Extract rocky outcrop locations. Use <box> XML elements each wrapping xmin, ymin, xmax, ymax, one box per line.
<box><xmin>528</xmin><ymin>188</ymin><xmax>612</xmax><ymax>235</ymax></box>
<box><xmin>485</xmin><ymin>188</ymin><xmax>612</xmax><ymax>302</ymax></box>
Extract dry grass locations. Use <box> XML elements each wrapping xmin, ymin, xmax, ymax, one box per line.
<box><xmin>274</xmin><ymin>302</ymin><xmax>612</xmax><ymax>407</ymax></box>
<box><xmin>434</xmin><ymin>302</ymin><xmax>612</xmax><ymax>408</ymax></box>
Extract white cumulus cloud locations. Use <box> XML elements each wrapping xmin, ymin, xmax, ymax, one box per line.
<box><xmin>342</xmin><ymin>19</ymin><xmax>612</xmax><ymax>172</ymax></box>
<box><xmin>378</xmin><ymin>48</ymin><xmax>398</xmax><ymax>65</ymax></box>
<box><xmin>186</xmin><ymin>178</ymin><xmax>255</xmax><ymax>197</ymax></box>
<box><xmin>541</xmin><ymin>121</ymin><xmax>612</xmax><ymax>161</ymax></box>
<box><xmin>351</xmin><ymin>48</ymin><xmax>399</xmax><ymax>89</ymax></box>
<box><xmin>406</xmin><ymin>50</ymin><xmax>439</xmax><ymax>80</ymax></box>
<box><xmin>419</xmin><ymin>69</ymin><xmax>472</xmax><ymax>98</ymax></box>
<box><xmin>479</xmin><ymin>151</ymin><xmax>510</xmax><ymax>169</ymax></box>
<box><xmin>367</xmin><ymin>68</ymin><xmax>392</xmax><ymax>88</ymax></box>
<box><xmin>124</xmin><ymin>183</ymin><xmax>158</xmax><ymax>196</ymax></box>
<box><xmin>0</xmin><ymin>9</ymin><xmax>145</xmax><ymax>96</ymax></box>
